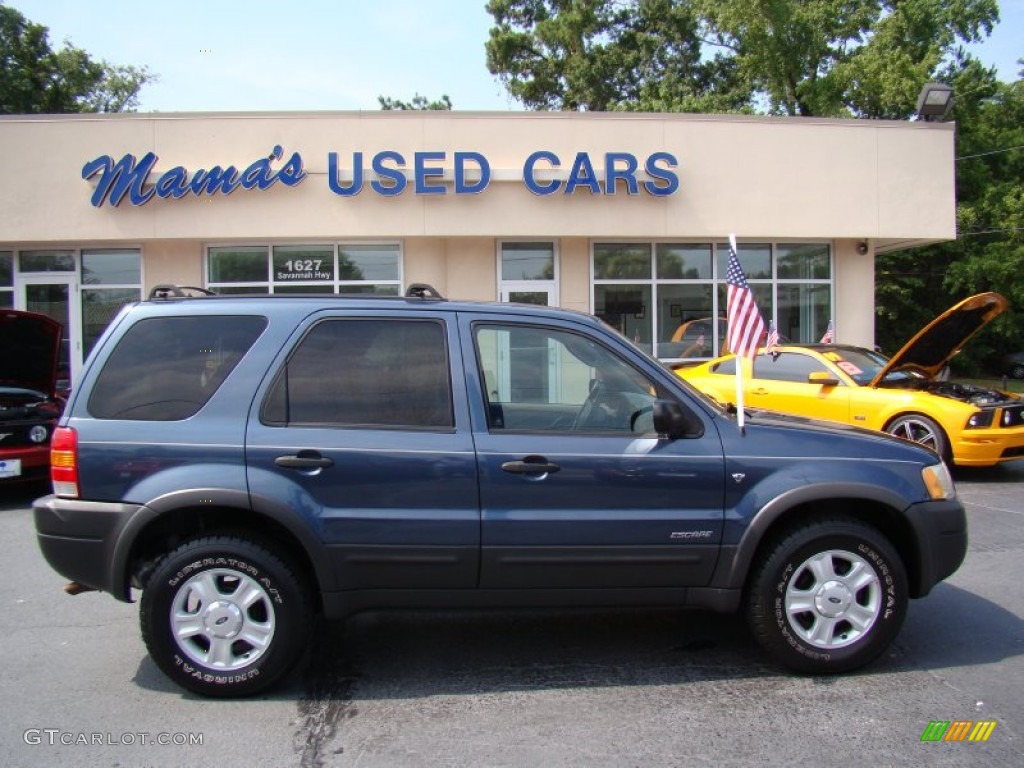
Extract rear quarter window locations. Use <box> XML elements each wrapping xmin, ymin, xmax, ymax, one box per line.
<box><xmin>87</xmin><ymin>315</ymin><xmax>267</xmax><ymax>420</ymax></box>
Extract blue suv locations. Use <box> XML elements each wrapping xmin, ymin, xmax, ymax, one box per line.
<box><xmin>33</xmin><ymin>286</ymin><xmax>967</xmax><ymax>696</ymax></box>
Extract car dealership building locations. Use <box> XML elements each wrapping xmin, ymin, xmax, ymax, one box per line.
<box><xmin>0</xmin><ymin>110</ymin><xmax>955</xmax><ymax>389</ymax></box>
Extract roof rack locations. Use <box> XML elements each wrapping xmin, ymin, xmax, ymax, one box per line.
<box><xmin>405</xmin><ymin>283</ymin><xmax>445</xmax><ymax>299</ymax></box>
<box><xmin>149</xmin><ymin>285</ymin><xmax>217</xmax><ymax>299</ymax></box>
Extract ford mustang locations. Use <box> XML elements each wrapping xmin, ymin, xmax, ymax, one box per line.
<box><xmin>676</xmin><ymin>293</ymin><xmax>1024</xmax><ymax>467</ymax></box>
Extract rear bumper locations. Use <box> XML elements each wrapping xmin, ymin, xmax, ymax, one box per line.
<box><xmin>903</xmin><ymin>498</ymin><xmax>968</xmax><ymax>597</ymax></box>
<box><xmin>33</xmin><ymin>494</ymin><xmax>144</xmax><ymax>600</ymax></box>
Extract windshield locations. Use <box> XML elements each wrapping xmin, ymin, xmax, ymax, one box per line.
<box><xmin>818</xmin><ymin>347</ymin><xmax>919</xmax><ymax>386</ymax></box>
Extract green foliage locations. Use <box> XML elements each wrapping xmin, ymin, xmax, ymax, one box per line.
<box><xmin>0</xmin><ymin>1</ymin><xmax>153</xmax><ymax>113</ymax></box>
<box><xmin>877</xmin><ymin>59</ymin><xmax>1024</xmax><ymax>375</ymax></box>
<box><xmin>485</xmin><ymin>0</ymin><xmax>748</xmax><ymax>112</ymax></box>
<box><xmin>378</xmin><ymin>93</ymin><xmax>453</xmax><ymax>110</ymax></box>
<box><xmin>485</xmin><ymin>0</ymin><xmax>998</xmax><ymax>116</ymax></box>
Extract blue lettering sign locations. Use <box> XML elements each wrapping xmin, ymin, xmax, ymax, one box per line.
<box><xmin>82</xmin><ymin>152</ymin><xmax>158</xmax><ymax>207</ymax></box>
<box><xmin>604</xmin><ymin>152</ymin><xmax>640</xmax><ymax>195</ymax></box>
<box><xmin>371</xmin><ymin>151</ymin><xmax>407</xmax><ymax>196</ymax></box>
<box><xmin>523</xmin><ymin>151</ymin><xmax>561</xmax><ymax>195</ymax></box>
<box><xmin>82</xmin><ymin>146</ymin><xmax>306</xmax><ymax>207</ymax></box>
<box><xmin>455</xmin><ymin>151</ymin><xmax>490</xmax><ymax>194</ymax></box>
<box><xmin>84</xmin><ymin>147</ymin><xmax>677</xmax><ymax>206</ymax></box>
<box><xmin>328</xmin><ymin>151</ymin><xmax>363</xmax><ymax>196</ymax></box>
<box><xmin>643</xmin><ymin>152</ymin><xmax>679</xmax><ymax>196</ymax></box>
<box><xmin>415</xmin><ymin>151</ymin><xmax>447</xmax><ymax>195</ymax></box>
<box><xmin>564</xmin><ymin>152</ymin><xmax>601</xmax><ymax>195</ymax></box>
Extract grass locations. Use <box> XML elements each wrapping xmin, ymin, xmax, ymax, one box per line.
<box><xmin>956</xmin><ymin>377</ymin><xmax>1024</xmax><ymax>394</ymax></box>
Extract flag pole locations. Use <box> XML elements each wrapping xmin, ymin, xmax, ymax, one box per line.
<box><xmin>730</xmin><ymin>234</ymin><xmax>746</xmax><ymax>432</ymax></box>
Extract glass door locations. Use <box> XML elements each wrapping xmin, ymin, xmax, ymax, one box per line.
<box><xmin>21</xmin><ymin>276</ymin><xmax>80</xmax><ymax>394</ymax></box>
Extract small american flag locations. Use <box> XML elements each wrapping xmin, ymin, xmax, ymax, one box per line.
<box><xmin>765</xmin><ymin>321</ymin><xmax>779</xmax><ymax>352</ymax></box>
<box><xmin>820</xmin><ymin>321</ymin><xmax>834</xmax><ymax>344</ymax></box>
<box><xmin>725</xmin><ymin>237</ymin><xmax>766</xmax><ymax>359</ymax></box>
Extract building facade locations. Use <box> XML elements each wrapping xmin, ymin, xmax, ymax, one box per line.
<box><xmin>0</xmin><ymin>110</ymin><xmax>955</xmax><ymax>390</ymax></box>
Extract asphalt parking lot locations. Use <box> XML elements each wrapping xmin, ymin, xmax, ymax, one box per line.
<box><xmin>1</xmin><ymin>466</ymin><xmax>1021</xmax><ymax>768</ymax></box>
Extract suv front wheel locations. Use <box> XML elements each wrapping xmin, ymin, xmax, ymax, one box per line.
<box><xmin>746</xmin><ymin>518</ymin><xmax>908</xmax><ymax>674</ymax></box>
<box><xmin>140</xmin><ymin>535</ymin><xmax>311</xmax><ymax>697</ymax></box>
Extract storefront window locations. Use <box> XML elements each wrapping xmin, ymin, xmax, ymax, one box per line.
<box><xmin>778</xmin><ymin>284</ymin><xmax>832</xmax><ymax>344</ymax></box>
<box><xmin>501</xmin><ymin>242</ymin><xmax>554</xmax><ymax>281</ymax></box>
<box><xmin>0</xmin><ymin>251</ymin><xmax>12</xmax><ymax>308</ymax></box>
<box><xmin>207</xmin><ymin>243</ymin><xmax>401</xmax><ymax>295</ymax></box>
<box><xmin>19</xmin><ymin>250</ymin><xmax>75</xmax><ymax>272</ymax></box>
<box><xmin>594</xmin><ymin>243</ymin><xmax>652</xmax><ymax>279</ymax></box>
<box><xmin>81</xmin><ymin>249</ymin><xmax>142</xmax><ymax>359</ymax></box>
<box><xmin>715</xmin><ymin>242</ymin><xmax>772</xmax><ymax>279</ymax></box>
<box><xmin>594</xmin><ymin>241</ymin><xmax>832</xmax><ymax>360</ymax></box>
<box><xmin>209</xmin><ymin>246</ymin><xmax>270</xmax><ymax>284</ymax></box>
<box><xmin>777</xmin><ymin>243</ymin><xmax>830</xmax><ymax>279</ymax></box>
<box><xmin>338</xmin><ymin>244</ymin><xmax>400</xmax><ymax>291</ymax></box>
<box><xmin>656</xmin><ymin>244</ymin><xmax>712</xmax><ymax>280</ymax></box>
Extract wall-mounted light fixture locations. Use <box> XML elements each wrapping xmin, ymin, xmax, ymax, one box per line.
<box><xmin>857</xmin><ymin>240</ymin><xmax>869</xmax><ymax>255</ymax></box>
<box><xmin>916</xmin><ymin>82</ymin><xmax>953</xmax><ymax>122</ymax></box>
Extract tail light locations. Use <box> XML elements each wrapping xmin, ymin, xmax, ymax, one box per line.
<box><xmin>50</xmin><ymin>426</ymin><xmax>79</xmax><ymax>498</ymax></box>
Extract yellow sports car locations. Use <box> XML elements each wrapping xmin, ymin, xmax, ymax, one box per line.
<box><xmin>677</xmin><ymin>292</ymin><xmax>1024</xmax><ymax>467</ymax></box>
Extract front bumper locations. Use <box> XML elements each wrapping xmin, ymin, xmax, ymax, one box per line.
<box><xmin>953</xmin><ymin>425</ymin><xmax>1024</xmax><ymax>466</ymax></box>
<box><xmin>903</xmin><ymin>497</ymin><xmax>968</xmax><ymax>597</ymax></box>
<box><xmin>33</xmin><ymin>494</ymin><xmax>145</xmax><ymax>600</ymax></box>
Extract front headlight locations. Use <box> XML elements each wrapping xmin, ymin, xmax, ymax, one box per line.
<box><xmin>966</xmin><ymin>410</ymin><xmax>994</xmax><ymax>429</ymax></box>
<box><xmin>922</xmin><ymin>462</ymin><xmax>957</xmax><ymax>500</ymax></box>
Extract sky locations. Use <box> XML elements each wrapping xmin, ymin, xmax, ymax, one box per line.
<box><xmin>9</xmin><ymin>0</ymin><xmax>1024</xmax><ymax>113</ymax></box>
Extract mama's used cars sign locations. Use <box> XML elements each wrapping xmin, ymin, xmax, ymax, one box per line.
<box><xmin>81</xmin><ymin>146</ymin><xmax>679</xmax><ymax>207</ymax></box>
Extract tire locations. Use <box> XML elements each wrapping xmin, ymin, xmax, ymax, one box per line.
<box><xmin>746</xmin><ymin>518</ymin><xmax>907</xmax><ymax>674</ymax></box>
<box><xmin>140</xmin><ymin>535</ymin><xmax>311</xmax><ymax>697</ymax></box>
<box><xmin>1011</xmin><ymin>363</ymin><xmax>1024</xmax><ymax>380</ymax></box>
<box><xmin>884</xmin><ymin>413</ymin><xmax>950</xmax><ymax>462</ymax></box>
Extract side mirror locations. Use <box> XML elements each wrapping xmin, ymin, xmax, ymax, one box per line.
<box><xmin>808</xmin><ymin>371</ymin><xmax>840</xmax><ymax>387</ymax></box>
<box><xmin>653</xmin><ymin>400</ymin><xmax>705</xmax><ymax>439</ymax></box>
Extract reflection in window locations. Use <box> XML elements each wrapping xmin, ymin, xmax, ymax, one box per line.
<box><xmin>594</xmin><ymin>241</ymin><xmax>832</xmax><ymax>360</ymax></box>
<box><xmin>207</xmin><ymin>243</ymin><xmax>401</xmax><ymax>294</ymax></box>
<box><xmin>501</xmin><ymin>242</ymin><xmax>554</xmax><ymax>280</ymax></box>
<box><xmin>474</xmin><ymin>323</ymin><xmax>664</xmax><ymax>434</ymax></box>
<box><xmin>263</xmin><ymin>319</ymin><xmax>451</xmax><ymax>429</ymax></box>
<box><xmin>89</xmin><ymin>316</ymin><xmax>267</xmax><ymax>421</ymax></box>
<box><xmin>19</xmin><ymin>250</ymin><xmax>75</xmax><ymax>272</ymax></box>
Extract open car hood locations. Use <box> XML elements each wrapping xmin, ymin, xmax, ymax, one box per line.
<box><xmin>869</xmin><ymin>292</ymin><xmax>1008</xmax><ymax>387</ymax></box>
<box><xmin>0</xmin><ymin>309</ymin><xmax>63</xmax><ymax>396</ymax></box>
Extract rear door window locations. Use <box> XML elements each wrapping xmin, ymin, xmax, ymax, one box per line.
<box><xmin>87</xmin><ymin>315</ymin><xmax>266</xmax><ymax>420</ymax></box>
<box><xmin>261</xmin><ymin>318</ymin><xmax>453</xmax><ymax>430</ymax></box>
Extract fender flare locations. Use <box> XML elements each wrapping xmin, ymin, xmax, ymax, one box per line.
<box><xmin>715</xmin><ymin>482</ymin><xmax>911</xmax><ymax>590</ymax></box>
<box><xmin>109</xmin><ymin>487</ymin><xmax>335</xmax><ymax>601</ymax></box>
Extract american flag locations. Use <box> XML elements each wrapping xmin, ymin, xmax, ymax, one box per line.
<box><xmin>725</xmin><ymin>238</ymin><xmax>766</xmax><ymax>359</ymax></box>
<box><xmin>765</xmin><ymin>320</ymin><xmax>779</xmax><ymax>352</ymax></box>
<box><xmin>820</xmin><ymin>320</ymin><xmax>834</xmax><ymax>343</ymax></box>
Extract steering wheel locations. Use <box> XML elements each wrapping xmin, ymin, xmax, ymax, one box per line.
<box><xmin>573</xmin><ymin>381</ymin><xmax>631</xmax><ymax>430</ymax></box>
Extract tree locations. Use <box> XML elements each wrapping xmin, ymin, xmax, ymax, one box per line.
<box><xmin>485</xmin><ymin>0</ymin><xmax>748</xmax><ymax>112</ymax></box>
<box><xmin>485</xmin><ymin>0</ymin><xmax>999</xmax><ymax>117</ymax></box>
<box><xmin>694</xmin><ymin>0</ymin><xmax>998</xmax><ymax>118</ymax></box>
<box><xmin>875</xmin><ymin>58</ymin><xmax>1023</xmax><ymax>373</ymax></box>
<box><xmin>0</xmin><ymin>1</ymin><xmax>153</xmax><ymax>113</ymax></box>
<box><xmin>378</xmin><ymin>93</ymin><xmax>453</xmax><ymax>110</ymax></box>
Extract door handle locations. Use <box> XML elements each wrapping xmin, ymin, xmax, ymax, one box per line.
<box><xmin>752</xmin><ymin>388</ymin><xmax>769</xmax><ymax>396</ymax></box>
<box><xmin>501</xmin><ymin>456</ymin><xmax>561</xmax><ymax>475</ymax></box>
<box><xmin>275</xmin><ymin>451</ymin><xmax>334</xmax><ymax>469</ymax></box>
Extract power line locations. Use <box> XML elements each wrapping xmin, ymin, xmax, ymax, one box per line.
<box><xmin>957</xmin><ymin>144</ymin><xmax>1024</xmax><ymax>160</ymax></box>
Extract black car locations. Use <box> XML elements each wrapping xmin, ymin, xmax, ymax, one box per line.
<box><xmin>0</xmin><ymin>310</ymin><xmax>64</xmax><ymax>484</ymax></box>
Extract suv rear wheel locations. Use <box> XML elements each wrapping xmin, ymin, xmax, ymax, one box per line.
<box><xmin>746</xmin><ymin>518</ymin><xmax>907</xmax><ymax>673</ymax></box>
<box><xmin>140</xmin><ymin>535</ymin><xmax>311</xmax><ymax>697</ymax></box>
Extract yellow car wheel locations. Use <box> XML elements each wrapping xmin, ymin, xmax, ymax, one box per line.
<box><xmin>884</xmin><ymin>414</ymin><xmax>950</xmax><ymax>462</ymax></box>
